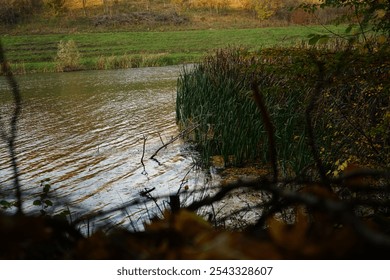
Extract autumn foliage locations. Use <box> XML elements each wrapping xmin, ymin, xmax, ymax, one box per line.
<box><xmin>0</xmin><ymin>0</ymin><xmax>351</xmax><ymax>27</ymax></box>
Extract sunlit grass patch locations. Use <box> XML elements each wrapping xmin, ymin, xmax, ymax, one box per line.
<box><xmin>1</xmin><ymin>25</ymin><xmax>347</xmax><ymax>73</ymax></box>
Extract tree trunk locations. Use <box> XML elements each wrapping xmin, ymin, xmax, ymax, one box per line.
<box><xmin>82</xmin><ymin>0</ymin><xmax>87</xmax><ymax>16</ymax></box>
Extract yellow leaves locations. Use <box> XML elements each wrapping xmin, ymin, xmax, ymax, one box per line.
<box><xmin>332</xmin><ymin>158</ymin><xmax>351</xmax><ymax>177</ymax></box>
<box><xmin>240</xmin><ymin>0</ymin><xmax>284</xmax><ymax>20</ymax></box>
<box><xmin>375</xmin><ymin>9</ymin><xmax>387</xmax><ymax>19</ymax></box>
<box><xmin>338</xmin><ymin>160</ymin><xmax>349</xmax><ymax>170</ymax></box>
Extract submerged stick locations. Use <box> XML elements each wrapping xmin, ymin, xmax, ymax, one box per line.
<box><xmin>150</xmin><ymin>124</ymin><xmax>199</xmax><ymax>161</ymax></box>
<box><xmin>140</xmin><ymin>135</ymin><xmax>148</xmax><ymax>175</ymax></box>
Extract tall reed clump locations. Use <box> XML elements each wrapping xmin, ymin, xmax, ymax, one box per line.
<box><xmin>176</xmin><ymin>48</ymin><xmax>317</xmax><ymax>174</ymax></box>
<box><xmin>176</xmin><ymin>45</ymin><xmax>389</xmax><ymax>176</ymax></box>
<box><xmin>177</xmin><ymin>49</ymin><xmax>260</xmax><ymax>168</ymax></box>
<box><xmin>95</xmin><ymin>53</ymin><xmax>182</xmax><ymax>70</ymax></box>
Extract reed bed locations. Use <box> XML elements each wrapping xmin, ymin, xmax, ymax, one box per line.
<box><xmin>176</xmin><ymin>46</ymin><xmax>389</xmax><ymax>177</ymax></box>
<box><xmin>95</xmin><ymin>53</ymin><xmax>186</xmax><ymax>70</ymax></box>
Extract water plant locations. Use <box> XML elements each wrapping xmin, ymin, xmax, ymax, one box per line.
<box><xmin>176</xmin><ymin>48</ymin><xmax>314</xmax><ymax>175</ymax></box>
<box><xmin>177</xmin><ymin>49</ymin><xmax>262</xmax><ymax>167</ymax></box>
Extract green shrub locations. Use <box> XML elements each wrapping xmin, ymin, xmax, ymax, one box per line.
<box><xmin>55</xmin><ymin>40</ymin><xmax>81</xmax><ymax>72</ymax></box>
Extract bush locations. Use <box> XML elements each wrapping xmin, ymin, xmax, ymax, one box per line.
<box><xmin>55</xmin><ymin>40</ymin><xmax>81</xmax><ymax>72</ymax></box>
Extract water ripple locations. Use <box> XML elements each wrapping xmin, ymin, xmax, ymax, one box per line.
<box><xmin>0</xmin><ymin>65</ymin><xmax>205</xmax><ymax>228</ymax></box>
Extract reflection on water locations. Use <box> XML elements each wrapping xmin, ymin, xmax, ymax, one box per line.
<box><xmin>0</xmin><ymin>65</ymin><xmax>206</xmax><ymax>229</ymax></box>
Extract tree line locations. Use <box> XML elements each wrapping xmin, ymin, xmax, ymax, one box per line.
<box><xmin>3</xmin><ymin>0</ymin><xmax>388</xmax><ymax>27</ymax></box>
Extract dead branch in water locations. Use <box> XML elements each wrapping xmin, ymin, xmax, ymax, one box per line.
<box><xmin>140</xmin><ymin>134</ymin><xmax>148</xmax><ymax>175</ymax></box>
<box><xmin>150</xmin><ymin>124</ymin><xmax>199</xmax><ymax>162</ymax></box>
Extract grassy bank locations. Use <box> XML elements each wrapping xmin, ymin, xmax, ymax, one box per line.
<box><xmin>1</xmin><ymin>25</ymin><xmax>346</xmax><ymax>74</ymax></box>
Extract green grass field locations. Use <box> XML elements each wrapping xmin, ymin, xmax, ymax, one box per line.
<box><xmin>1</xmin><ymin>25</ymin><xmax>346</xmax><ymax>73</ymax></box>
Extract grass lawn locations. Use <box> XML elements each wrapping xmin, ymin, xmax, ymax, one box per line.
<box><xmin>1</xmin><ymin>25</ymin><xmax>346</xmax><ymax>73</ymax></box>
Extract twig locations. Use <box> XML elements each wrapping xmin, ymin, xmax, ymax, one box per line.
<box><xmin>305</xmin><ymin>57</ymin><xmax>331</xmax><ymax>188</ymax></box>
<box><xmin>176</xmin><ymin>163</ymin><xmax>196</xmax><ymax>195</ymax></box>
<box><xmin>157</xmin><ymin>132</ymin><xmax>165</xmax><ymax>146</ymax></box>
<box><xmin>140</xmin><ymin>135</ymin><xmax>148</xmax><ymax>175</ymax></box>
<box><xmin>251</xmin><ymin>81</ymin><xmax>278</xmax><ymax>182</ymax></box>
<box><xmin>150</xmin><ymin>124</ymin><xmax>199</xmax><ymax>161</ymax></box>
<box><xmin>116</xmin><ymin>190</ymin><xmax>139</xmax><ymax>232</ymax></box>
<box><xmin>354</xmin><ymin>4</ymin><xmax>372</xmax><ymax>53</ymax></box>
<box><xmin>210</xmin><ymin>203</ymin><xmax>217</xmax><ymax>227</ymax></box>
<box><xmin>139</xmin><ymin>187</ymin><xmax>156</xmax><ymax>197</ymax></box>
<box><xmin>140</xmin><ymin>187</ymin><xmax>164</xmax><ymax>216</ymax></box>
<box><xmin>150</xmin><ymin>134</ymin><xmax>179</xmax><ymax>161</ymax></box>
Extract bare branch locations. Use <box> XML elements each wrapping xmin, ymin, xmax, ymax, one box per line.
<box><xmin>140</xmin><ymin>134</ymin><xmax>148</xmax><ymax>175</ymax></box>
<box><xmin>305</xmin><ymin>57</ymin><xmax>331</xmax><ymax>188</ymax></box>
<box><xmin>251</xmin><ymin>81</ymin><xmax>278</xmax><ymax>182</ymax></box>
<box><xmin>150</xmin><ymin>124</ymin><xmax>199</xmax><ymax>161</ymax></box>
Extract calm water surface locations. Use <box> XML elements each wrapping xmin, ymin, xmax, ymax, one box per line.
<box><xmin>0</xmin><ymin>66</ymin><xmax>205</xmax><ymax>229</ymax></box>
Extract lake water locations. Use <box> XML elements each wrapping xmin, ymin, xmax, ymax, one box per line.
<box><xmin>0</xmin><ymin>65</ymin><xmax>208</xmax><ymax>230</ymax></box>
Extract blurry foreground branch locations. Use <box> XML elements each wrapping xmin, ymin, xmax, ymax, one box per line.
<box><xmin>0</xmin><ymin>40</ymin><xmax>23</xmax><ymax>214</ymax></box>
